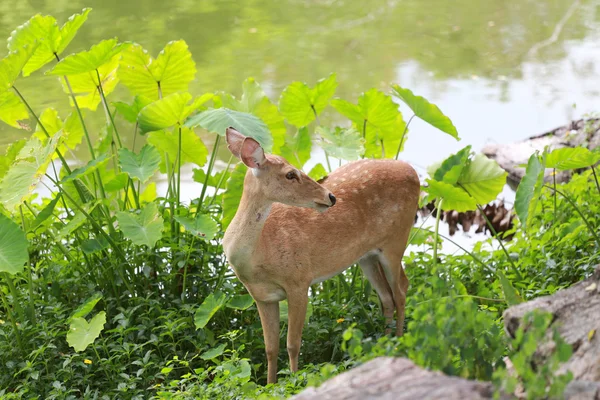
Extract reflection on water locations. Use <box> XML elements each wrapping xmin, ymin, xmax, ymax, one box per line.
<box><xmin>0</xmin><ymin>0</ymin><xmax>599</xmax><ymax>176</ymax></box>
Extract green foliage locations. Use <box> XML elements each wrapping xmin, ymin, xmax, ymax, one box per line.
<box><xmin>545</xmin><ymin>147</ymin><xmax>600</xmax><ymax>170</ymax></box>
<box><xmin>0</xmin><ymin>8</ymin><xmax>597</xmax><ymax>399</ymax></box>
<box><xmin>515</xmin><ymin>153</ymin><xmax>545</xmax><ymax>230</ymax></box>
<box><xmin>494</xmin><ymin>311</ymin><xmax>573</xmax><ymax>399</ymax></box>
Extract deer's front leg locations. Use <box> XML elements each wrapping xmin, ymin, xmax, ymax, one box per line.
<box><xmin>256</xmin><ymin>300</ymin><xmax>280</xmax><ymax>384</ymax></box>
<box><xmin>286</xmin><ymin>288</ymin><xmax>309</xmax><ymax>373</ymax></box>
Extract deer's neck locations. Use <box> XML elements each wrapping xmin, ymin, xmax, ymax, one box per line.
<box><xmin>223</xmin><ymin>182</ymin><xmax>272</xmax><ymax>270</ymax></box>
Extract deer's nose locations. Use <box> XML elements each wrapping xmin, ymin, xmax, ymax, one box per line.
<box><xmin>329</xmin><ymin>193</ymin><xmax>337</xmax><ymax>206</ymax></box>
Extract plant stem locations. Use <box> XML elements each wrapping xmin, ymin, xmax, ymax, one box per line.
<box><xmin>545</xmin><ymin>184</ymin><xmax>600</xmax><ymax>246</ymax></box>
<box><xmin>208</xmin><ymin>155</ymin><xmax>234</xmax><ymax>208</ymax></box>
<box><xmin>591</xmin><ymin>166</ymin><xmax>600</xmax><ymax>196</ymax></box>
<box><xmin>395</xmin><ymin>114</ymin><xmax>415</xmax><ymax>160</ymax></box>
<box><xmin>11</xmin><ymin>86</ymin><xmax>72</xmax><ymax>174</ymax></box>
<box><xmin>432</xmin><ymin>198</ymin><xmax>443</xmax><ymax>268</ymax></box>
<box><xmin>2</xmin><ymin>273</ymin><xmax>25</xmax><ymax>322</ymax></box>
<box><xmin>96</xmin><ymin>69</ymin><xmax>123</xmax><ymax>148</ymax></box>
<box><xmin>177</xmin><ymin>126</ymin><xmax>182</xmax><ymax>209</ymax></box>
<box><xmin>0</xmin><ymin>284</ymin><xmax>24</xmax><ymax>352</ymax></box>
<box><xmin>197</xmin><ymin>135</ymin><xmax>221</xmax><ymax>216</ymax></box>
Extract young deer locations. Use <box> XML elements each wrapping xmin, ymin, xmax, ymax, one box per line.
<box><xmin>222</xmin><ymin>127</ymin><xmax>420</xmax><ymax>384</ymax></box>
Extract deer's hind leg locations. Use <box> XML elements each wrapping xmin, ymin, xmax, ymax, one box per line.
<box><xmin>359</xmin><ymin>254</ymin><xmax>395</xmax><ymax>334</ymax></box>
<box><xmin>378</xmin><ymin>241</ymin><xmax>410</xmax><ymax>337</ymax></box>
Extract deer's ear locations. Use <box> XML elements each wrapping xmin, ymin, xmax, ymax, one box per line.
<box><xmin>240</xmin><ymin>137</ymin><xmax>266</xmax><ymax>169</ymax></box>
<box><xmin>226</xmin><ymin>127</ymin><xmax>246</xmax><ymax>158</ymax></box>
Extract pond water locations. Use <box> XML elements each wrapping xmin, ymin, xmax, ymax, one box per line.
<box><xmin>1</xmin><ymin>0</ymin><xmax>599</xmax><ymax>207</ymax></box>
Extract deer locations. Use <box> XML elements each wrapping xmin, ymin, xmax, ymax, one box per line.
<box><xmin>222</xmin><ymin>127</ymin><xmax>420</xmax><ymax>384</ymax></box>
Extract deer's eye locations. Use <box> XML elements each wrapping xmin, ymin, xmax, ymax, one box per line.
<box><xmin>286</xmin><ymin>171</ymin><xmax>297</xmax><ymax>180</ymax></box>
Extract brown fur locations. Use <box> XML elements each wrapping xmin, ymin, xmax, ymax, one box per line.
<box><xmin>222</xmin><ymin>128</ymin><xmax>420</xmax><ymax>383</ymax></box>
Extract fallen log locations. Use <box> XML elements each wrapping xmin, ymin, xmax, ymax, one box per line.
<box><xmin>482</xmin><ymin>118</ymin><xmax>600</xmax><ymax>187</ymax></box>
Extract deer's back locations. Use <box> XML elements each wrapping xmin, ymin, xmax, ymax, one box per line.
<box><xmin>258</xmin><ymin>159</ymin><xmax>420</xmax><ymax>284</ymax></box>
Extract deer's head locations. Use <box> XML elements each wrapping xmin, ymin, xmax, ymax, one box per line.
<box><xmin>226</xmin><ymin>127</ymin><xmax>336</xmax><ymax>211</ymax></box>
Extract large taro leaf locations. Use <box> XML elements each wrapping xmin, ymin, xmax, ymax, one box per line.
<box><xmin>428</xmin><ymin>145</ymin><xmax>472</xmax><ymax>185</ymax></box>
<box><xmin>147</xmin><ymin>127</ymin><xmax>208</xmax><ymax>173</ymax></box>
<box><xmin>279</xmin><ymin>127</ymin><xmax>312</xmax><ymax>169</ymax></box>
<box><xmin>514</xmin><ymin>153</ymin><xmax>546</xmax><ymax>231</ymax></box>
<box><xmin>173</xmin><ymin>213</ymin><xmax>219</xmax><ymax>240</ymax></box>
<box><xmin>545</xmin><ymin>147</ymin><xmax>600</xmax><ymax>171</ymax></box>
<box><xmin>66</xmin><ymin>311</ymin><xmax>106</xmax><ymax>352</ymax></box>
<box><xmin>116</xmin><ymin>202</ymin><xmax>164</xmax><ymax>248</ymax></box>
<box><xmin>47</xmin><ymin>38</ymin><xmax>124</xmax><ymax>76</ymax></box>
<box><xmin>425</xmin><ymin>179</ymin><xmax>477</xmax><ymax>212</ymax></box>
<box><xmin>222</xmin><ymin>163</ymin><xmax>247</xmax><ymax>230</ymax></box>
<box><xmin>0</xmin><ymin>140</ymin><xmax>27</xmax><ymax>181</ymax></box>
<box><xmin>0</xmin><ymin>91</ymin><xmax>28</xmax><ymax>128</ymax></box>
<box><xmin>137</xmin><ymin>92</ymin><xmax>199</xmax><ymax>133</ymax></box>
<box><xmin>119</xmin><ymin>40</ymin><xmax>196</xmax><ymax>100</ymax></box>
<box><xmin>185</xmin><ymin>108</ymin><xmax>272</xmax><ymax>152</ymax></box>
<box><xmin>391</xmin><ymin>85</ymin><xmax>459</xmax><ymax>140</ymax></box>
<box><xmin>194</xmin><ymin>291</ymin><xmax>227</xmax><ymax>329</ymax></box>
<box><xmin>7</xmin><ymin>8</ymin><xmax>91</xmax><ymax>77</ymax></box>
<box><xmin>331</xmin><ymin>89</ymin><xmax>405</xmax><ymax>158</ymax></box>
<box><xmin>316</xmin><ymin>126</ymin><xmax>364</xmax><ymax>161</ymax></box>
<box><xmin>226</xmin><ymin>294</ymin><xmax>254</xmax><ymax>310</ymax></box>
<box><xmin>308</xmin><ymin>163</ymin><xmax>328</xmax><ymax>181</ymax></box>
<box><xmin>457</xmin><ymin>153</ymin><xmax>507</xmax><ymax>205</ymax></box>
<box><xmin>0</xmin><ymin>44</ymin><xmax>37</xmax><ymax>94</ymax></box>
<box><xmin>278</xmin><ymin>73</ymin><xmax>337</xmax><ymax>128</ymax></box>
<box><xmin>118</xmin><ymin>145</ymin><xmax>161</xmax><ymax>183</ymax></box>
<box><xmin>0</xmin><ymin>213</ymin><xmax>29</xmax><ymax>275</ymax></box>
<box><xmin>221</xmin><ymin>78</ymin><xmax>286</xmax><ymax>154</ymax></box>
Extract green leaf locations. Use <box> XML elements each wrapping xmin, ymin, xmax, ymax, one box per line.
<box><xmin>201</xmin><ymin>343</ymin><xmax>227</xmax><ymax>360</ymax></box>
<box><xmin>278</xmin><ymin>73</ymin><xmax>337</xmax><ymax>127</ymax></box>
<box><xmin>47</xmin><ymin>38</ymin><xmax>124</xmax><ymax>75</ymax></box>
<box><xmin>194</xmin><ymin>291</ymin><xmax>227</xmax><ymax>329</ymax></box>
<box><xmin>8</xmin><ymin>9</ymin><xmax>92</xmax><ymax>77</ymax></box>
<box><xmin>496</xmin><ymin>271</ymin><xmax>523</xmax><ymax>306</ymax></box>
<box><xmin>308</xmin><ymin>163</ymin><xmax>328</xmax><ymax>181</ymax></box>
<box><xmin>0</xmin><ymin>161</ymin><xmax>42</xmax><ymax>210</ymax></box>
<box><xmin>0</xmin><ymin>140</ymin><xmax>26</xmax><ymax>181</ymax></box>
<box><xmin>137</xmin><ymin>92</ymin><xmax>197</xmax><ymax>133</ymax></box>
<box><xmin>30</xmin><ymin>194</ymin><xmax>61</xmax><ymax>232</ymax></box>
<box><xmin>515</xmin><ymin>153</ymin><xmax>546</xmax><ymax>230</ymax></box>
<box><xmin>119</xmin><ymin>40</ymin><xmax>196</xmax><ymax>100</ymax></box>
<box><xmin>173</xmin><ymin>214</ymin><xmax>219</xmax><ymax>240</ymax></box>
<box><xmin>67</xmin><ymin>311</ymin><xmax>106</xmax><ymax>352</ymax></box>
<box><xmin>113</xmin><ymin>96</ymin><xmax>152</xmax><ymax>123</ymax></box>
<box><xmin>70</xmin><ymin>293</ymin><xmax>103</xmax><ymax>321</ymax></box>
<box><xmin>391</xmin><ymin>85</ymin><xmax>459</xmax><ymax>140</ymax></box>
<box><xmin>222</xmin><ymin>163</ymin><xmax>247</xmax><ymax>230</ymax></box>
<box><xmin>118</xmin><ymin>145</ymin><xmax>161</xmax><ymax>183</ymax></box>
<box><xmin>192</xmin><ymin>169</ymin><xmax>231</xmax><ymax>188</ymax></box>
<box><xmin>221</xmin><ymin>78</ymin><xmax>286</xmax><ymax>154</ymax></box>
<box><xmin>60</xmin><ymin>154</ymin><xmax>112</xmax><ymax>184</ymax></box>
<box><xmin>226</xmin><ymin>294</ymin><xmax>254</xmax><ymax>310</ymax></box>
<box><xmin>56</xmin><ymin>202</ymin><xmax>100</xmax><ymax>240</ymax></box>
<box><xmin>425</xmin><ymin>179</ymin><xmax>477</xmax><ymax>212</ymax></box>
<box><xmin>430</xmin><ymin>146</ymin><xmax>472</xmax><ymax>185</ymax></box>
<box><xmin>0</xmin><ymin>91</ymin><xmax>28</xmax><ymax>129</ymax></box>
<box><xmin>186</xmin><ymin>108</ymin><xmax>273</xmax><ymax>152</ymax></box>
<box><xmin>0</xmin><ymin>213</ymin><xmax>29</xmax><ymax>275</ymax></box>
<box><xmin>116</xmin><ymin>202</ymin><xmax>164</xmax><ymax>248</ymax></box>
<box><xmin>81</xmin><ymin>237</ymin><xmax>109</xmax><ymax>254</ymax></box>
<box><xmin>457</xmin><ymin>154</ymin><xmax>507</xmax><ymax>204</ymax></box>
<box><xmin>147</xmin><ymin>127</ymin><xmax>208</xmax><ymax>173</ymax></box>
<box><xmin>546</xmin><ymin>147</ymin><xmax>600</xmax><ymax>171</ymax></box>
<box><xmin>57</xmin><ymin>49</ymin><xmax>120</xmax><ymax>110</ymax></box>
<box><xmin>317</xmin><ymin>126</ymin><xmax>365</xmax><ymax>161</ymax></box>
<box><xmin>0</xmin><ymin>44</ymin><xmax>37</xmax><ymax>94</ymax></box>
<box><xmin>331</xmin><ymin>89</ymin><xmax>403</xmax><ymax>158</ymax></box>
<box><xmin>279</xmin><ymin>127</ymin><xmax>312</xmax><ymax>169</ymax></box>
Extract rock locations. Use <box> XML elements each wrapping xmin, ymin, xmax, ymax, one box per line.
<box><xmin>503</xmin><ymin>265</ymin><xmax>600</xmax><ymax>382</ymax></box>
<box><xmin>482</xmin><ymin>119</ymin><xmax>600</xmax><ymax>187</ymax></box>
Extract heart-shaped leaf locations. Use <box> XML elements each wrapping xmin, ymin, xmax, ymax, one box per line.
<box><xmin>8</xmin><ymin>9</ymin><xmax>92</xmax><ymax>77</ymax></box>
<box><xmin>194</xmin><ymin>291</ymin><xmax>227</xmax><ymax>329</ymax></box>
<box><xmin>116</xmin><ymin>202</ymin><xmax>164</xmax><ymax>248</ymax></box>
<box><xmin>226</xmin><ymin>294</ymin><xmax>254</xmax><ymax>310</ymax></box>
<box><xmin>429</xmin><ymin>145</ymin><xmax>472</xmax><ymax>185</ymax></box>
<box><xmin>278</xmin><ymin>73</ymin><xmax>337</xmax><ymax>127</ymax></box>
<box><xmin>391</xmin><ymin>85</ymin><xmax>459</xmax><ymax>140</ymax></box>
<box><xmin>118</xmin><ymin>145</ymin><xmax>161</xmax><ymax>183</ymax></box>
<box><xmin>186</xmin><ymin>108</ymin><xmax>272</xmax><ymax>152</ymax></box>
<box><xmin>546</xmin><ymin>147</ymin><xmax>600</xmax><ymax>171</ymax></box>
<box><xmin>173</xmin><ymin>213</ymin><xmax>219</xmax><ymax>240</ymax></box>
<box><xmin>67</xmin><ymin>311</ymin><xmax>106</xmax><ymax>352</ymax></box>
<box><xmin>47</xmin><ymin>38</ymin><xmax>124</xmax><ymax>76</ymax></box>
<box><xmin>457</xmin><ymin>153</ymin><xmax>507</xmax><ymax>204</ymax></box>
<box><xmin>425</xmin><ymin>179</ymin><xmax>477</xmax><ymax>212</ymax></box>
<box><xmin>119</xmin><ymin>40</ymin><xmax>196</xmax><ymax>100</ymax></box>
<box><xmin>317</xmin><ymin>126</ymin><xmax>365</xmax><ymax>161</ymax></box>
<box><xmin>0</xmin><ymin>213</ymin><xmax>29</xmax><ymax>275</ymax></box>
<box><xmin>137</xmin><ymin>92</ymin><xmax>197</xmax><ymax>133</ymax></box>
<box><xmin>515</xmin><ymin>153</ymin><xmax>546</xmax><ymax>230</ymax></box>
